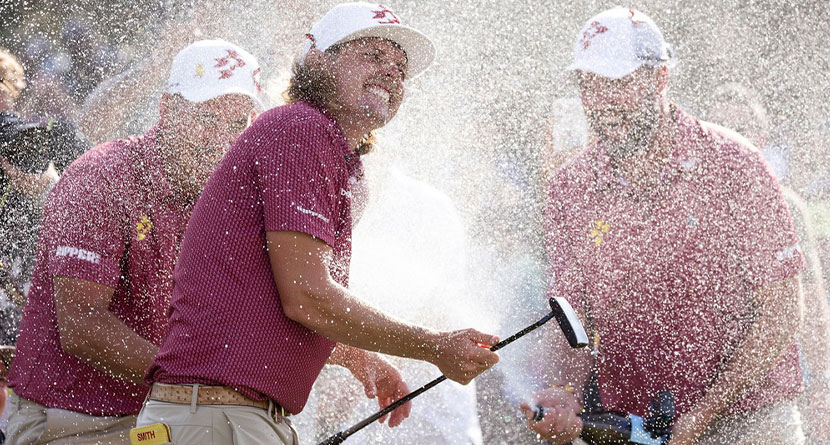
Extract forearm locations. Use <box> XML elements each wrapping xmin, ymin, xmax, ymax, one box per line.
<box><xmin>687</xmin><ymin>277</ymin><xmax>801</xmax><ymax>431</ymax></box>
<box><xmin>541</xmin><ymin>351</ymin><xmax>590</xmax><ymax>401</ymax></box>
<box><xmin>269</xmin><ymin>230</ymin><xmax>497</xmax><ymax>383</ymax></box>
<box><xmin>287</xmin><ymin>281</ymin><xmax>440</xmax><ymax>363</ymax></box>
<box><xmin>800</xmin><ymin>277</ymin><xmax>830</xmax><ymax>378</ymax></box>
<box><xmin>58</xmin><ymin>308</ymin><xmax>157</xmax><ymax>385</ymax></box>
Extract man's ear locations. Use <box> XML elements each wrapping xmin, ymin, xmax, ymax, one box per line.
<box><xmin>158</xmin><ymin>93</ymin><xmax>177</xmax><ymax>118</ymax></box>
<box><xmin>303</xmin><ymin>47</ymin><xmax>330</xmax><ymax>69</ymax></box>
<box><xmin>159</xmin><ymin>93</ymin><xmax>192</xmax><ymax>125</ymax></box>
<box><xmin>655</xmin><ymin>66</ymin><xmax>670</xmax><ymax>95</ymax></box>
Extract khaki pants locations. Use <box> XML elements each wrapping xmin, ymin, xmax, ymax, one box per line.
<box><xmin>5</xmin><ymin>391</ymin><xmax>135</xmax><ymax>445</ymax></box>
<box><xmin>697</xmin><ymin>400</ymin><xmax>805</xmax><ymax>445</ymax></box>
<box><xmin>137</xmin><ymin>399</ymin><xmax>298</xmax><ymax>445</ymax></box>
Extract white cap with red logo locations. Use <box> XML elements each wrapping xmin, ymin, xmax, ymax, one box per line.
<box><xmin>302</xmin><ymin>2</ymin><xmax>436</xmax><ymax>78</ymax></box>
<box><xmin>167</xmin><ymin>39</ymin><xmax>265</xmax><ymax>110</ymax></box>
<box><xmin>567</xmin><ymin>6</ymin><xmax>675</xmax><ymax>79</ymax></box>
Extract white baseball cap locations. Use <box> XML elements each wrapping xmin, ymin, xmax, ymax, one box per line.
<box><xmin>167</xmin><ymin>39</ymin><xmax>265</xmax><ymax>110</ymax></box>
<box><xmin>566</xmin><ymin>7</ymin><xmax>675</xmax><ymax>79</ymax></box>
<box><xmin>302</xmin><ymin>2</ymin><xmax>435</xmax><ymax>78</ymax></box>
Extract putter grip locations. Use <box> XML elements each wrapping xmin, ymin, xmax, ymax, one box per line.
<box><xmin>316</xmin><ymin>433</ymin><xmax>346</xmax><ymax>445</ymax></box>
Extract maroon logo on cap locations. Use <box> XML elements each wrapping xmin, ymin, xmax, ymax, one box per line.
<box><xmin>629</xmin><ymin>9</ymin><xmax>643</xmax><ymax>26</ymax></box>
<box><xmin>372</xmin><ymin>5</ymin><xmax>400</xmax><ymax>24</ymax></box>
<box><xmin>215</xmin><ymin>49</ymin><xmax>246</xmax><ymax>80</ymax></box>
<box><xmin>252</xmin><ymin>67</ymin><xmax>263</xmax><ymax>93</ymax></box>
<box><xmin>581</xmin><ymin>21</ymin><xmax>609</xmax><ymax>50</ymax></box>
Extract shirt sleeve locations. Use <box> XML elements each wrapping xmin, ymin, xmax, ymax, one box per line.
<box><xmin>730</xmin><ymin>150</ymin><xmax>805</xmax><ymax>290</ymax></box>
<box><xmin>254</xmin><ymin>118</ymin><xmax>345</xmax><ymax>247</ymax></box>
<box><xmin>43</xmin><ymin>162</ymin><xmax>126</xmax><ymax>288</ymax></box>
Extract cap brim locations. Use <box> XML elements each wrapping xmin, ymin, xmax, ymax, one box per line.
<box><xmin>178</xmin><ymin>88</ymin><xmax>265</xmax><ymax>112</ymax></box>
<box><xmin>335</xmin><ymin>24</ymin><xmax>436</xmax><ymax>78</ymax></box>
<box><xmin>565</xmin><ymin>59</ymin><xmax>642</xmax><ymax>80</ymax></box>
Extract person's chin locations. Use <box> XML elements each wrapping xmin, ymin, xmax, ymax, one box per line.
<box><xmin>360</xmin><ymin>100</ymin><xmax>397</xmax><ymax>127</ymax></box>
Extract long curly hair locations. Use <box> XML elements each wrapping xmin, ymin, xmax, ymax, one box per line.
<box><xmin>283</xmin><ymin>44</ymin><xmax>376</xmax><ymax>155</ymax></box>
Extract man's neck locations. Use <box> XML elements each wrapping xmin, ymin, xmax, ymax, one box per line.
<box><xmin>326</xmin><ymin>106</ymin><xmax>378</xmax><ymax>152</ymax></box>
<box><xmin>155</xmin><ymin>129</ymin><xmax>196</xmax><ymax>205</ymax></box>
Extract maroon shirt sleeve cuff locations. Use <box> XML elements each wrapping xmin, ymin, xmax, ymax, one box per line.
<box><xmin>265</xmin><ymin>218</ymin><xmax>336</xmax><ymax>249</ymax></box>
<box><xmin>48</xmin><ymin>253</ymin><xmax>122</xmax><ymax>288</ymax></box>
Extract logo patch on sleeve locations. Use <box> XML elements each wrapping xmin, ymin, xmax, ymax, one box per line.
<box><xmin>55</xmin><ymin>246</ymin><xmax>102</xmax><ymax>264</ymax></box>
<box><xmin>775</xmin><ymin>243</ymin><xmax>800</xmax><ymax>261</ymax></box>
<box><xmin>296</xmin><ymin>205</ymin><xmax>330</xmax><ymax>224</ymax></box>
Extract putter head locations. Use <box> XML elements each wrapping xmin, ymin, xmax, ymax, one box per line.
<box><xmin>549</xmin><ymin>297</ymin><xmax>589</xmax><ymax>348</ymax></box>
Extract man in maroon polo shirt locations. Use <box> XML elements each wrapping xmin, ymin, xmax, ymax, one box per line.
<box><xmin>521</xmin><ymin>7</ymin><xmax>806</xmax><ymax>445</ymax></box>
<box><xmin>5</xmin><ymin>39</ymin><xmax>263</xmax><ymax>444</ymax></box>
<box><xmin>139</xmin><ymin>3</ymin><xmax>500</xmax><ymax>445</ymax></box>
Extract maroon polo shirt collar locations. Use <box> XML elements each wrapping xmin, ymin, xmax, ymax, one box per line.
<box><xmin>589</xmin><ymin>106</ymin><xmax>701</xmax><ymax>196</ymax></box>
<box><xmin>302</xmin><ymin>101</ymin><xmax>363</xmax><ymax>174</ymax></box>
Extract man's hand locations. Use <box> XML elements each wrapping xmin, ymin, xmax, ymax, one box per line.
<box><xmin>432</xmin><ymin>329</ymin><xmax>499</xmax><ymax>385</ymax></box>
<box><xmin>519</xmin><ymin>386</ymin><xmax>582</xmax><ymax>444</ymax></box>
<box><xmin>0</xmin><ymin>156</ymin><xmax>58</xmax><ymax>200</ymax></box>
<box><xmin>345</xmin><ymin>350</ymin><xmax>412</xmax><ymax>428</ymax></box>
<box><xmin>666</xmin><ymin>405</ymin><xmax>714</xmax><ymax>445</ymax></box>
<box><xmin>54</xmin><ymin>276</ymin><xmax>158</xmax><ymax>385</ymax></box>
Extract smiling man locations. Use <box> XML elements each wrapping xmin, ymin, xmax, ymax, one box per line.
<box><xmin>137</xmin><ymin>3</ymin><xmax>500</xmax><ymax>445</ymax></box>
<box><xmin>5</xmin><ymin>39</ymin><xmax>263</xmax><ymax>445</ymax></box>
<box><xmin>523</xmin><ymin>7</ymin><xmax>806</xmax><ymax>445</ymax></box>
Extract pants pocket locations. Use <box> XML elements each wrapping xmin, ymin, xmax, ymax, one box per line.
<box><xmin>222</xmin><ymin>407</ymin><xmax>296</xmax><ymax>445</ymax></box>
<box><xmin>4</xmin><ymin>392</ymin><xmax>47</xmax><ymax>445</ymax></box>
<box><xmin>138</xmin><ymin>401</ymin><xmax>213</xmax><ymax>445</ymax></box>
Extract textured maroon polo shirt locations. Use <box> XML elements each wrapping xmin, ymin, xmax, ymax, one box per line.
<box><xmin>546</xmin><ymin>107</ymin><xmax>804</xmax><ymax>418</ymax></box>
<box><xmin>8</xmin><ymin>128</ymin><xmax>190</xmax><ymax>416</ymax></box>
<box><xmin>146</xmin><ymin>101</ymin><xmax>362</xmax><ymax>415</ymax></box>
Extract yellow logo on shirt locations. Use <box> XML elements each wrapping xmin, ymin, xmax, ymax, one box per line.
<box><xmin>136</xmin><ymin>215</ymin><xmax>153</xmax><ymax>241</ymax></box>
<box><xmin>590</xmin><ymin>220</ymin><xmax>610</xmax><ymax>247</ymax></box>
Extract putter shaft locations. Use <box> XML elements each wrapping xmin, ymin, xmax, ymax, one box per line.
<box><xmin>316</xmin><ymin>310</ymin><xmax>558</xmax><ymax>445</ymax></box>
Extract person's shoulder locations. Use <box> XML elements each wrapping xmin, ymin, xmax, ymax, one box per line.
<box><xmin>255</xmin><ymin>102</ymin><xmax>332</xmax><ymax>132</ymax></box>
<box><xmin>73</xmin><ymin>135</ymin><xmax>138</xmax><ymax>166</ymax></box>
<box><xmin>251</xmin><ymin>102</ymin><xmax>344</xmax><ymax>155</ymax></box>
<box><xmin>681</xmin><ymin>109</ymin><xmax>764</xmax><ymax>168</ymax></box>
<box><xmin>59</xmin><ymin>133</ymin><xmax>143</xmax><ymax>186</ymax></box>
<box><xmin>682</xmin><ymin>111</ymin><xmax>779</xmax><ymax>190</ymax></box>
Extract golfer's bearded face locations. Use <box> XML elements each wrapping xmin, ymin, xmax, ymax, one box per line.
<box><xmin>578</xmin><ymin>68</ymin><xmax>661</xmax><ymax>159</ymax></box>
<box><xmin>161</xmin><ymin>93</ymin><xmax>257</xmax><ymax>199</ymax></box>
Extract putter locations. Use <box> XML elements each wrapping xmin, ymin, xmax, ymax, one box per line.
<box><xmin>317</xmin><ymin>297</ymin><xmax>589</xmax><ymax>445</ymax></box>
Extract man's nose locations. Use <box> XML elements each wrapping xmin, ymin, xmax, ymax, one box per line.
<box><xmin>588</xmin><ymin>87</ymin><xmax>628</xmax><ymax>108</ymax></box>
